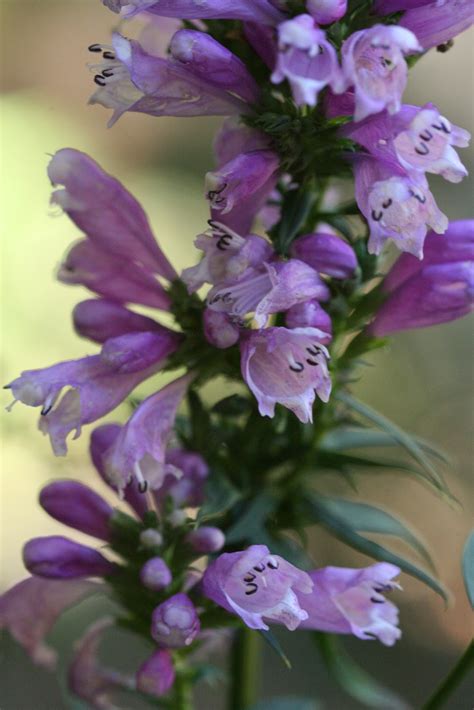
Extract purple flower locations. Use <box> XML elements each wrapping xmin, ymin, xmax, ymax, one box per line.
<box><xmin>90</xmin><ymin>424</ymin><xmax>149</xmax><ymax>519</ymax></box>
<box><xmin>181</xmin><ymin>222</ymin><xmax>273</xmax><ymax>293</ymax></box>
<box><xmin>89</xmin><ymin>34</ymin><xmax>248</xmax><ymax>127</ymax></box>
<box><xmin>206</xmin><ymin>150</ymin><xmax>280</xmax><ymax>216</ymax></box>
<box><xmin>59</xmin><ymin>240</ymin><xmax>171</xmax><ymax>310</ymax></box>
<box><xmin>285</xmin><ymin>300</ymin><xmax>332</xmax><ymax>343</ymax></box>
<box><xmin>203</xmin><ymin>308</ymin><xmax>241</xmax><ymax>349</ymax></box>
<box><xmin>73</xmin><ymin>299</ymin><xmax>171</xmax><ymax>344</ymax></box>
<box><xmin>336</xmin><ymin>25</ymin><xmax>421</xmax><ymax>122</ymax></box>
<box><xmin>186</xmin><ymin>527</ymin><xmax>226</xmax><ymax>554</ymax></box>
<box><xmin>369</xmin><ymin>220</ymin><xmax>474</xmax><ymax>335</ymax></box>
<box><xmin>241</xmin><ymin>327</ymin><xmax>331</xmax><ymax>423</ymax></box>
<box><xmin>103</xmin><ymin>0</ymin><xmax>285</xmax><ymax>24</ymax></box>
<box><xmin>39</xmin><ymin>481</ymin><xmax>114</xmax><ymax>542</ymax></box>
<box><xmin>153</xmin><ymin>449</ymin><xmax>209</xmax><ymax>510</ymax></box>
<box><xmin>136</xmin><ymin>649</ymin><xmax>175</xmax><ymax>697</ymax></box>
<box><xmin>399</xmin><ymin>0</ymin><xmax>474</xmax><ymax>49</ymax></box>
<box><xmin>307</xmin><ymin>0</ymin><xmax>347</xmax><ymax>24</ymax></box>
<box><xmin>6</xmin><ymin>331</ymin><xmax>178</xmax><ymax>455</ymax></box>
<box><xmin>102</xmin><ymin>374</ymin><xmax>193</xmax><ymax>495</ymax></box>
<box><xmin>0</xmin><ymin>577</ymin><xmax>99</xmax><ymax>669</ymax></box>
<box><xmin>151</xmin><ymin>593</ymin><xmax>200</xmax><ymax>648</ymax></box>
<box><xmin>202</xmin><ymin>545</ymin><xmax>313</xmax><ymax>630</ymax></box>
<box><xmin>271</xmin><ymin>15</ymin><xmax>340</xmax><ymax>107</ymax></box>
<box><xmin>140</xmin><ymin>558</ymin><xmax>173</xmax><ymax>591</ymax></box>
<box><xmin>68</xmin><ymin>618</ymin><xmax>134</xmax><ymax>709</ymax></box>
<box><xmin>207</xmin><ymin>259</ymin><xmax>330</xmax><ymax>327</ymax></box>
<box><xmin>291</xmin><ymin>232</ymin><xmax>358</xmax><ymax>279</ymax></box>
<box><xmin>170</xmin><ymin>30</ymin><xmax>260</xmax><ymax>104</ymax></box>
<box><xmin>214</xmin><ymin>117</ymin><xmax>271</xmax><ymax>168</ymax></box>
<box><xmin>354</xmin><ymin>157</ymin><xmax>448</xmax><ymax>257</ymax></box>
<box><xmin>243</xmin><ymin>22</ymin><xmax>278</xmax><ymax>69</ymax></box>
<box><xmin>48</xmin><ymin>149</ymin><xmax>176</xmax><ymax>280</ymax></box>
<box><xmin>297</xmin><ymin>563</ymin><xmax>402</xmax><ymax>646</ymax></box>
<box><xmin>23</xmin><ymin>536</ymin><xmax>116</xmax><ymax>579</ymax></box>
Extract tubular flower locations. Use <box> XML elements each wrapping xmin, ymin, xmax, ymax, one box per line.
<box><xmin>203</xmin><ymin>308</ymin><xmax>241</xmax><ymax>349</ymax></box>
<box><xmin>298</xmin><ymin>563</ymin><xmax>402</xmax><ymax>646</ymax></box>
<box><xmin>335</xmin><ymin>25</ymin><xmax>422</xmax><ymax>121</ymax></box>
<box><xmin>291</xmin><ymin>232</ymin><xmax>358</xmax><ymax>279</ymax></box>
<box><xmin>369</xmin><ymin>221</ymin><xmax>474</xmax><ymax>335</ymax></box>
<box><xmin>207</xmin><ymin>259</ymin><xmax>330</xmax><ymax>327</ymax></box>
<box><xmin>153</xmin><ymin>449</ymin><xmax>210</xmax><ymax>510</ymax></box>
<box><xmin>89</xmin><ymin>34</ymin><xmax>248</xmax><ymax>127</ymax></box>
<box><xmin>151</xmin><ymin>593</ymin><xmax>201</xmax><ymax>648</ymax></box>
<box><xmin>240</xmin><ymin>327</ymin><xmax>331</xmax><ymax>423</ymax></box>
<box><xmin>285</xmin><ymin>300</ymin><xmax>333</xmax><ymax>343</ymax></box>
<box><xmin>271</xmin><ymin>15</ymin><xmax>340</xmax><ymax>107</ymax></box>
<box><xmin>73</xmin><ymin>299</ymin><xmax>170</xmax><ymax>344</ymax></box>
<box><xmin>136</xmin><ymin>649</ymin><xmax>176</xmax><ymax>698</ymax></box>
<box><xmin>202</xmin><ymin>545</ymin><xmax>314</xmax><ymax>631</ymax></box>
<box><xmin>354</xmin><ymin>157</ymin><xmax>448</xmax><ymax>257</ymax></box>
<box><xmin>307</xmin><ymin>0</ymin><xmax>348</xmax><ymax>25</ymax></box>
<box><xmin>23</xmin><ymin>536</ymin><xmax>116</xmax><ymax>580</ymax></box>
<box><xmin>39</xmin><ymin>481</ymin><xmax>114</xmax><ymax>542</ymax></box>
<box><xmin>102</xmin><ymin>0</ymin><xmax>286</xmax><ymax>23</ymax></box>
<box><xmin>399</xmin><ymin>0</ymin><xmax>474</xmax><ymax>49</ymax></box>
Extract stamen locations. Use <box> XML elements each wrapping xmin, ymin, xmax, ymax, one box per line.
<box><xmin>415</xmin><ymin>143</ymin><xmax>429</xmax><ymax>156</ymax></box>
<box><xmin>243</xmin><ymin>573</ymin><xmax>256</xmax><ymax>582</ymax></box>
<box><xmin>94</xmin><ymin>75</ymin><xmax>107</xmax><ymax>87</ymax></box>
<box><xmin>307</xmin><ymin>345</ymin><xmax>322</xmax><ymax>356</ymax></box>
<box><xmin>306</xmin><ymin>358</ymin><xmax>319</xmax><ymax>367</ymax></box>
<box><xmin>432</xmin><ymin>121</ymin><xmax>451</xmax><ymax>134</ymax></box>
<box><xmin>409</xmin><ymin>190</ymin><xmax>426</xmax><ymax>204</ymax></box>
<box><xmin>370</xmin><ymin>596</ymin><xmax>385</xmax><ymax>604</ymax></box>
<box><xmin>102</xmin><ymin>51</ymin><xmax>116</xmax><ymax>60</ymax></box>
<box><xmin>382</xmin><ymin>199</ymin><xmax>393</xmax><ymax>209</ymax></box>
<box><xmin>267</xmin><ymin>557</ymin><xmax>279</xmax><ymax>569</ymax></box>
<box><xmin>371</xmin><ymin>210</ymin><xmax>383</xmax><ymax>221</ymax></box>
<box><xmin>289</xmin><ymin>362</ymin><xmax>304</xmax><ymax>373</ymax></box>
<box><xmin>419</xmin><ymin>130</ymin><xmax>433</xmax><ymax>141</ymax></box>
<box><xmin>133</xmin><ymin>462</ymin><xmax>148</xmax><ymax>494</ymax></box>
<box><xmin>253</xmin><ymin>563</ymin><xmax>265</xmax><ymax>573</ymax></box>
<box><xmin>88</xmin><ymin>44</ymin><xmax>103</xmax><ymax>53</ymax></box>
<box><xmin>245</xmin><ymin>583</ymin><xmax>258</xmax><ymax>595</ymax></box>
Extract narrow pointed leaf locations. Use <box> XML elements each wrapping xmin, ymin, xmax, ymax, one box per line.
<box><xmin>258</xmin><ymin>629</ymin><xmax>292</xmax><ymax>670</ymax></box>
<box><xmin>250</xmin><ymin>699</ymin><xmax>318</xmax><ymax>710</ymax></box>
<box><xmin>462</xmin><ymin>530</ymin><xmax>474</xmax><ymax>609</ymax></box>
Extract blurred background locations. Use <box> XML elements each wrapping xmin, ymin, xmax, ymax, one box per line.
<box><xmin>1</xmin><ymin>1</ymin><xmax>473</xmax><ymax>708</ymax></box>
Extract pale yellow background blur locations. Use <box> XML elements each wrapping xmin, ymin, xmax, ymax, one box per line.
<box><xmin>1</xmin><ymin>1</ymin><xmax>473</xmax><ymax>706</ymax></box>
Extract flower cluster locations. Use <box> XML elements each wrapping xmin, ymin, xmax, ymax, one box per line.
<box><xmin>2</xmin><ymin>0</ymin><xmax>473</xmax><ymax>705</ymax></box>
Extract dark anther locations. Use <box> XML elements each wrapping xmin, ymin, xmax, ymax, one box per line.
<box><xmin>267</xmin><ymin>559</ymin><xmax>279</xmax><ymax>570</ymax></box>
<box><xmin>409</xmin><ymin>190</ymin><xmax>426</xmax><ymax>204</ymax></box>
<box><xmin>127</xmin><ymin>475</ymin><xmax>134</xmax><ymax>485</ymax></box>
<box><xmin>41</xmin><ymin>405</ymin><xmax>52</xmax><ymax>416</ymax></box>
<box><xmin>370</xmin><ymin>596</ymin><xmax>385</xmax><ymax>604</ymax></box>
<box><xmin>245</xmin><ymin>583</ymin><xmax>258</xmax><ymax>595</ymax></box>
<box><xmin>94</xmin><ymin>75</ymin><xmax>107</xmax><ymax>87</ymax></box>
<box><xmin>364</xmin><ymin>632</ymin><xmax>378</xmax><ymax>639</ymax></box>
<box><xmin>88</xmin><ymin>43</ymin><xmax>102</xmax><ymax>52</ymax></box>
<box><xmin>216</xmin><ymin>235</ymin><xmax>231</xmax><ymax>250</ymax></box>
<box><xmin>371</xmin><ymin>210</ymin><xmax>383</xmax><ymax>222</ymax></box>
<box><xmin>436</xmin><ymin>39</ymin><xmax>454</xmax><ymax>53</ymax></box>
<box><xmin>373</xmin><ymin>583</ymin><xmax>390</xmax><ymax>593</ymax></box>
<box><xmin>415</xmin><ymin>143</ymin><xmax>430</xmax><ymax>156</ymax></box>
<box><xmin>253</xmin><ymin>563</ymin><xmax>265</xmax><ymax>573</ymax></box>
<box><xmin>3</xmin><ymin>383</ymin><xmax>12</xmax><ymax>390</ymax></box>
<box><xmin>243</xmin><ymin>573</ymin><xmax>256</xmax><ymax>582</ymax></box>
<box><xmin>419</xmin><ymin>130</ymin><xmax>433</xmax><ymax>141</ymax></box>
<box><xmin>138</xmin><ymin>480</ymin><xmax>148</xmax><ymax>494</ymax></box>
<box><xmin>102</xmin><ymin>51</ymin><xmax>115</xmax><ymax>60</ymax></box>
<box><xmin>307</xmin><ymin>345</ymin><xmax>322</xmax><ymax>356</ymax></box>
<box><xmin>102</xmin><ymin>68</ymin><xmax>114</xmax><ymax>78</ymax></box>
<box><xmin>432</xmin><ymin>121</ymin><xmax>450</xmax><ymax>134</ymax></box>
<box><xmin>382</xmin><ymin>199</ymin><xmax>393</xmax><ymax>209</ymax></box>
<box><xmin>289</xmin><ymin>362</ymin><xmax>304</xmax><ymax>373</ymax></box>
<box><xmin>306</xmin><ymin>358</ymin><xmax>319</xmax><ymax>367</ymax></box>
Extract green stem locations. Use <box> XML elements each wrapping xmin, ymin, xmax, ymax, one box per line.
<box><xmin>175</xmin><ymin>674</ymin><xmax>193</xmax><ymax>710</ymax></box>
<box><xmin>422</xmin><ymin>641</ymin><xmax>474</xmax><ymax>710</ymax></box>
<box><xmin>229</xmin><ymin>628</ymin><xmax>261</xmax><ymax>710</ymax></box>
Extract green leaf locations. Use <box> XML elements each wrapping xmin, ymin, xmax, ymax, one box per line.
<box><xmin>225</xmin><ymin>492</ymin><xmax>278</xmax><ymax>544</ymax></box>
<box><xmin>336</xmin><ymin>392</ymin><xmax>454</xmax><ymax>502</ymax></box>
<box><xmin>197</xmin><ymin>474</ymin><xmax>241</xmax><ymax>523</ymax></box>
<box><xmin>212</xmin><ymin>394</ymin><xmax>250</xmax><ymax>416</ymax></box>
<box><xmin>312</xmin><ymin>496</ymin><xmax>435</xmax><ymax>572</ymax></box>
<box><xmin>250</xmin><ymin>698</ymin><xmax>319</xmax><ymax>710</ymax></box>
<box><xmin>320</xmin><ymin>426</ymin><xmax>450</xmax><ymax>464</ymax></box>
<box><xmin>306</xmin><ymin>494</ymin><xmax>449</xmax><ymax>602</ymax></box>
<box><xmin>272</xmin><ymin>188</ymin><xmax>315</xmax><ymax>255</ymax></box>
<box><xmin>187</xmin><ymin>389</ymin><xmax>212</xmax><ymax>453</ymax></box>
<box><xmin>422</xmin><ymin>641</ymin><xmax>474</xmax><ymax>710</ymax></box>
<box><xmin>314</xmin><ymin>633</ymin><xmax>408</xmax><ymax>710</ymax></box>
<box><xmin>258</xmin><ymin>629</ymin><xmax>292</xmax><ymax>670</ymax></box>
<box><xmin>462</xmin><ymin>530</ymin><xmax>474</xmax><ymax>608</ymax></box>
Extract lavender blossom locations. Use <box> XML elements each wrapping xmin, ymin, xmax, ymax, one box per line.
<box><xmin>151</xmin><ymin>593</ymin><xmax>201</xmax><ymax>648</ymax></box>
<box><xmin>0</xmin><ymin>577</ymin><xmax>99</xmax><ymax>669</ymax></box>
<box><xmin>136</xmin><ymin>649</ymin><xmax>175</xmax><ymax>697</ymax></box>
<box><xmin>140</xmin><ymin>558</ymin><xmax>173</xmax><ymax>591</ymax></box>
<box><xmin>102</xmin><ymin>0</ymin><xmax>286</xmax><ymax>23</ymax></box>
<box><xmin>49</xmin><ymin>149</ymin><xmax>176</xmax><ymax>280</ymax></box>
<box><xmin>354</xmin><ymin>157</ymin><xmax>448</xmax><ymax>257</ymax></box>
<box><xmin>241</xmin><ymin>327</ymin><xmax>331</xmax><ymax>423</ymax></box>
<box><xmin>73</xmin><ymin>299</ymin><xmax>169</xmax><ymax>344</ymax></box>
<box><xmin>369</xmin><ymin>221</ymin><xmax>474</xmax><ymax>335</ymax></box>
<box><xmin>243</xmin><ymin>22</ymin><xmax>278</xmax><ymax>69</ymax></box>
<box><xmin>399</xmin><ymin>0</ymin><xmax>474</xmax><ymax>49</ymax></box>
<box><xmin>39</xmin><ymin>481</ymin><xmax>114</xmax><ymax>542</ymax></box>
<box><xmin>153</xmin><ymin>449</ymin><xmax>209</xmax><ymax>510</ymax></box>
<box><xmin>291</xmin><ymin>232</ymin><xmax>358</xmax><ymax>278</ymax></box>
<box><xmin>203</xmin><ymin>308</ymin><xmax>241</xmax><ymax>349</ymax></box>
<box><xmin>23</xmin><ymin>536</ymin><xmax>116</xmax><ymax>579</ymax></box>
<box><xmin>285</xmin><ymin>301</ymin><xmax>333</xmax><ymax>343</ymax></box>
<box><xmin>307</xmin><ymin>0</ymin><xmax>347</xmax><ymax>24</ymax></box>
<box><xmin>186</xmin><ymin>527</ymin><xmax>226</xmax><ymax>554</ymax></box>
<box><xmin>298</xmin><ymin>563</ymin><xmax>402</xmax><ymax>646</ymax></box>
<box><xmin>102</xmin><ymin>374</ymin><xmax>193</xmax><ymax>495</ymax></box>
<box><xmin>89</xmin><ymin>34</ymin><xmax>248</xmax><ymax>127</ymax></box>
<box><xmin>271</xmin><ymin>15</ymin><xmax>340</xmax><ymax>107</ymax></box>
<box><xmin>336</xmin><ymin>25</ymin><xmax>422</xmax><ymax>121</ymax></box>
<box><xmin>202</xmin><ymin>545</ymin><xmax>313</xmax><ymax>630</ymax></box>
<box><xmin>207</xmin><ymin>259</ymin><xmax>330</xmax><ymax>327</ymax></box>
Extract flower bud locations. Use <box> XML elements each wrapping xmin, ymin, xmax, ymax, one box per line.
<box><xmin>73</xmin><ymin>299</ymin><xmax>166</xmax><ymax>344</ymax></box>
<box><xmin>186</xmin><ymin>527</ymin><xmax>226</xmax><ymax>554</ymax></box>
<box><xmin>39</xmin><ymin>480</ymin><xmax>113</xmax><ymax>542</ymax></box>
<box><xmin>23</xmin><ymin>536</ymin><xmax>115</xmax><ymax>579</ymax></box>
<box><xmin>285</xmin><ymin>300</ymin><xmax>332</xmax><ymax>344</ymax></box>
<box><xmin>140</xmin><ymin>529</ymin><xmax>163</xmax><ymax>549</ymax></box>
<box><xmin>307</xmin><ymin>0</ymin><xmax>347</xmax><ymax>25</ymax></box>
<box><xmin>203</xmin><ymin>308</ymin><xmax>240</xmax><ymax>349</ymax></box>
<box><xmin>151</xmin><ymin>593</ymin><xmax>200</xmax><ymax>648</ymax></box>
<box><xmin>140</xmin><ymin>558</ymin><xmax>172</xmax><ymax>591</ymax></box>
<box><xmin>136</xmin><ymin>649</ymin><xmax>175</xmax><ymax>697</ymax></box>
<box><xmin>291</xmin><ymin>232</ymin><xmax>357</xmax><ymax>279</ymax></box>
